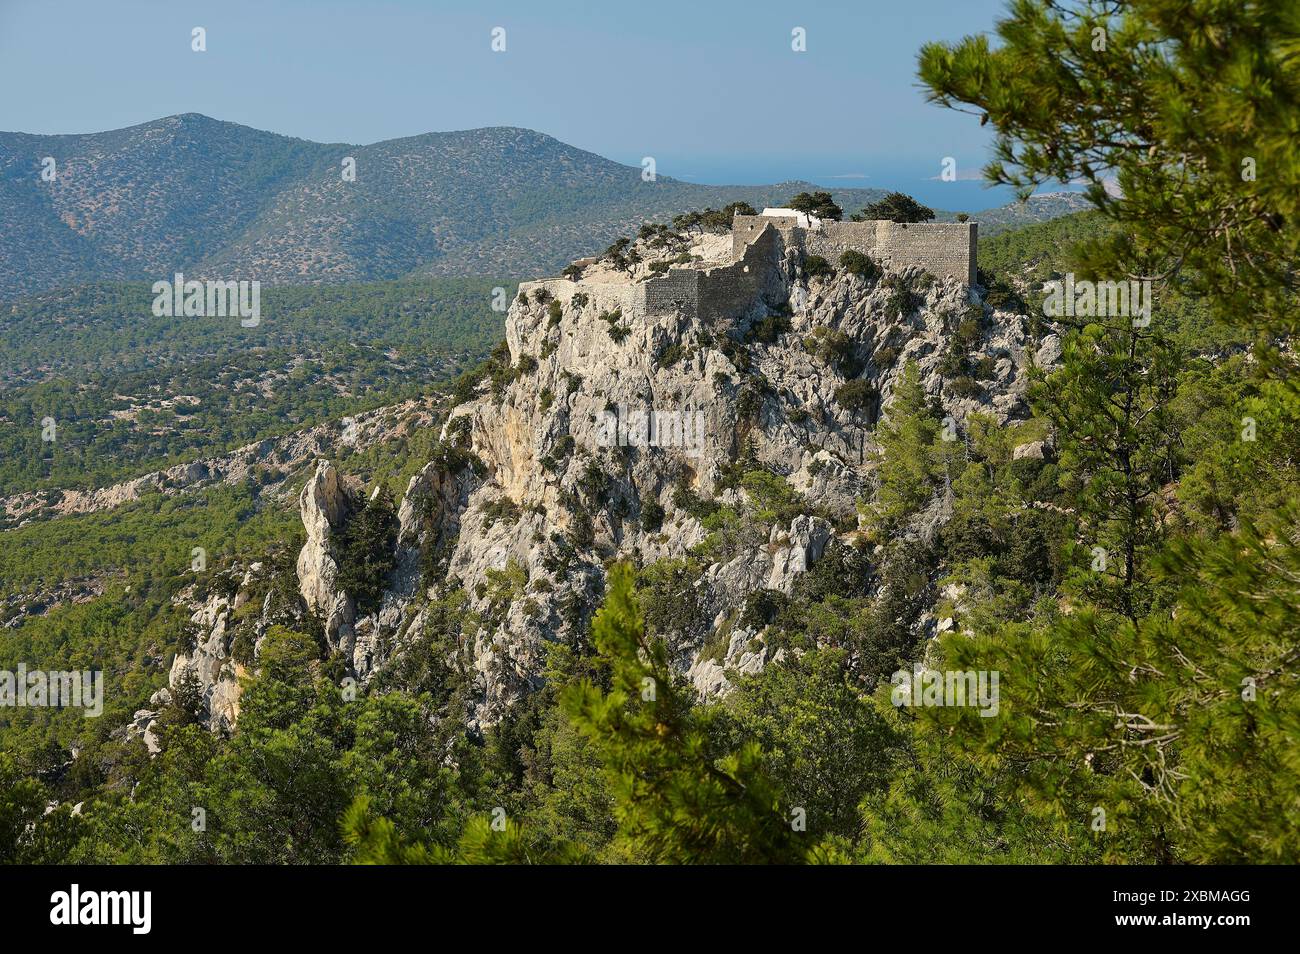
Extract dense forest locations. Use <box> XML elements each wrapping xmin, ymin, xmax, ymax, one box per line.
<box><xmin>0</xmin><ymin>279</ymin><xmax>510</xmax><ymax>496</ymax></box>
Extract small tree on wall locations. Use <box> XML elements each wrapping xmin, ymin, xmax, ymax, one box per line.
<box><xmin>854</xmin><ymin>192</ymin><xmax>935</xmax><ymax>223</ymax></box>
<box><xmin>788</xmin><ymin>191</ymin><xmax>843</xmax><ymax>221</ymax></box>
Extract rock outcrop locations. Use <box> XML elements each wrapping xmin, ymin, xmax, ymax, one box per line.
<box><xmin>187</xmin><ymin>225</ymin><xmax>1054</xmax><ymax>733</ymax></box>
<box><xmin>325</xmin><ymin>227</ymin><xmax>1049</xmax><ymax>726</ymax></box>
<box><xmin>296</xmin><ymin>460</ymin><xmax>356</xmax><ymax>656</ymax></box>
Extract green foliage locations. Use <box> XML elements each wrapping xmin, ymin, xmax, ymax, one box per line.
<box><xmin>1038</xmin><ymin>318</ymin><xmax>1181</xmax><ymax>621</ymax></box>
<box><xmin>839</xmin><ymin>249</ymin><xmax>881</xmax><ymax>280</ymax></box>
<box><xmin>882</xmin><ymin>273</ymin><xmax>921</xmax><ymax>318</ymax></box>
<box><xmin>562</xmin><ymin>564</ymin><xmax>807</xmax><ymax>863</ymax></box>
<box><xmin>926</xmin><ymin>508</ymin><xmax>1300</xmax><ymax>863</ymax></box>
<box><xmin>336</xmin><ymin>488</ymin><xmax>399</xmax><ymax>616</ymax></box>
<box><xmin>745</xmin><ymin>313</ymin><xmax>792</xmax><ymax>344</ymax></box>
<box><xmin>0</xmin><ymin>280</ymin><xmax>507</xmax><ymax>497</ymax></box>
<box><xmin>864</xmin><ymin>360</ymin><xmax>943</xmax><ymax>535</ymax></box>
<box><xmin>718</xmin><ymin>650</ymin><xmax>898</xmax><ymax>839</ymax></box>
<box><xmin>0</xmin><ymin>752</ymin><xmax>82</xmax><ymax>863</ymax></box>
<box><xmin>639</xmin><ymin>499</ymin><xmax>665</xmax><ymax>533</ymax></box>
<box><xmin>855</xmin><ymin>191</ymin><xmax>935</xmax><ymax>223</ymax></box>
<box><xmin>806</xmin><ymin>326</ymin><xmax>863</xmax><ymax>377</ymax></box>
<box><xmin>672</xmin><ymin>201</ymin><xmax>759</xmax><ymax>234</ymax></box>
<box><xmin>788</xmin><ymin>191</ymin><xmax>843</xmax><ymax>222</ymax></box>
<box><xmin>834</xmin><ymin>379</ymin><xmax>877</xmax><ymax>413</ymax></box>
<box><xmin>919</xmin><ymin>0</ymin><xmax>1300</xmax><ymax>334</ymax></box>
<box><xmin>802</xmin><ymin>255</ymin><xmax>834</xmax><ymax>279</ymax></box>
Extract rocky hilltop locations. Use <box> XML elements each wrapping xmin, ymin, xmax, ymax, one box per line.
<box><xmin>168</xmin><ymin>221</ymin><xmax>1057</xmax><ymax>735</ymax></box>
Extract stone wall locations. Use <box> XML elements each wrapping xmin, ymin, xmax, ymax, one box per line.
<box><xmin>519</xmin><ymin>277</ymin><xmax>648</xmax><ymax>322</ymax></box>
<box><xmin>528</xmin><ymin>212</ymin><xmax>972</xmax><ymax>328</ymax></box>
<box><xmin>642</xmin><ymin>270</ymin><xmax>699</xmax><ymax>317</ymax></box>
<box><xmin>732</xmin><ymin>214</ymin><xmax>976</xmax><ymax>285</ymax></box>
<box><xmin>654</xmin><ymin>223</ymin><xmax>783</xmax><ymax>320</ymax></box>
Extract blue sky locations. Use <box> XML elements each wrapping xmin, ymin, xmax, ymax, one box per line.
<box><xmin>0</xmin><ymin>0</ymin><xmax>1028</xmax><ymax>208</ymax></box>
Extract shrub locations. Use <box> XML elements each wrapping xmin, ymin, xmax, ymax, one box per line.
<box><xmin>739</xmin><ymin>589</ymin><xmax>789</xmax><ymax>630</ymax></box>
<box><xmin>806</xmin><ymin>327</ymin><xmax>861</xmax><ymax>376</ymax></box>
<box><xmin>656</xmin><ymin>342</ymin><xmax>687</xmax><ymax>369</ymax></box>
<box><xmin>481</xmin><ymin>496</ymin><xmax>522</xmax><ymax>530</ymax></box>
<box><xmin>834</xmin><ymin>379</ymin><xmax>878</xmax><ymax>412</ymax></box>
<box><xmin>839</xmin><ymin>250</ymin><xmax>880</xmax><ymax>280</ymax></box>
<box><xmin>540</xmin><ymin>434</ymin><xmax>575</xmax><ymax>473</ymax></box>
<box><xmin>747</xmin><ymin>313</ymin><xmax>792</xmax><ymax>345</ymax></box>
<box><xmin>804</xmin><ymin>255</ymin><xmax>834</xmax><ymax>279</ymax></box>
<box><xmin>640</xmin><ymin>500</ymin><xmax>665</xmax><ymax>533</ymax></box>
<box><xmin>855</xmin><ymin>192</ymin><xmax>935</xmax><ymax>224</ymax></box>
<box><xmin>873</xmin><ymin>345</ymin><xmax>900</xmax><ymax>368</ymax></box>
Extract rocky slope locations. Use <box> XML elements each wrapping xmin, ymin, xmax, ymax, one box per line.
<box><xmin>166</xmin><ymin>228</ymin><xmax>1056</xmax><ymax>735</ymax></box>
<box><xmin>0</xmin><ymin>397</ymin><xmax>438</xmax><ymax>528</ymax></box>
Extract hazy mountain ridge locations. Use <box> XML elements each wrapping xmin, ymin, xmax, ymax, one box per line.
<box><xmin>2</xmin><ymin>114</ymin><xmax>1081</xmax><ymax>297</ymax></box>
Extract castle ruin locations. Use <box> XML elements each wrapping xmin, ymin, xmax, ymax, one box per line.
<box><xmin>732</xmin><ymin>212</ymin><xmax>976</xmax><ymax>287</ymax></box>
<box><xmin>524</xmin><ymin>212</ymin><xmax>977</xmax><ymax>323</ymax></box>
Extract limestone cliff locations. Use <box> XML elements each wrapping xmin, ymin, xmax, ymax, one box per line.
<box><xmin>171</xmin><ymin>226</ymin><xmax>1053</xmax><ymax>733</ymax></box>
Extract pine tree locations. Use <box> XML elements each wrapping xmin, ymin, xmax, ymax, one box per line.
<box><xmin>562</xmin><ymin>564</ymin><xmax>807</xmax><ymax>863</ymax></box>
<box><xmin>336</xmin><ymin>487</ymin><xmax>398</xmax><ymax>615</ymax></box>
<box><xmin>918</xmin><ymin>0</ymin><xmax>1300</xmax><ymax>334</ymax></box>
<box><xmin>865</xmin><ymin>359</ymin><xmax>944</xmax><ymax>536</ymax></box>
<box><xmin>1037</xmin><ymin>315</ymin><xmax>1182</xmax><ymax>622</ymax></box>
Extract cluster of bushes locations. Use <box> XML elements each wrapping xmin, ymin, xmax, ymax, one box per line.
<box><xmin>805</xmin><ymin>327</ymin><xmax>863</xmax><ymax>377</ymax></box>
<box><xmin>839</xmin><ymin>249</ymin><xmax>881</xmax><ymax>280</ymax></box>
<box><xmin>671</xmin><ymin>201</ymin><xmax>757</xmax><ymax>234</ymax></box>
<box><xmin>938</xmin><ymin>303</ymin><xmax>991</xmax><ymax>397</ymax></box>
<box><xmin>803</xmin><ymin>255</ymin><xmax>834</xmax><ymax>279</ymax></box>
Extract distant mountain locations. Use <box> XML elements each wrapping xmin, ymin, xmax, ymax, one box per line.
<box><xmin>0</xmin><ymin>114</ymin><xmax>1089</xmax><ymax>297</ymax></box>
<box><xmin>950</xmin><ymin>191</ymin><xmax>1095</xmax><ymax>235</ymax></box>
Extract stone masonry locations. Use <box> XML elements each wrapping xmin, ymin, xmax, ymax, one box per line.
<box><xmin>521</xmin><ymin>213</ymin><xmax>977</xmax><ymax>324</ymax></box>
<box><xmin>732</xmin><ymin>214</ymin><xmax>977</xmax><ymax>287</ymax></box>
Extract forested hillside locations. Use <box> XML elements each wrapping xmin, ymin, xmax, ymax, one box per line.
<box><xmin>0</xmin><ymin>279</ymin><xmax>508</xmax><ymax>496</ymax></box>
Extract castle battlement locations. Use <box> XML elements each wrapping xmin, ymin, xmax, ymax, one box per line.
<box><xmin>732</xmin><ymin>214</ymin><xmax>977</xmax><ymax>286</ymax></box>
<box><xmin>526</xmin><ymin>213</ymin><xmax>977</xmax><ymax>325</ymax></box>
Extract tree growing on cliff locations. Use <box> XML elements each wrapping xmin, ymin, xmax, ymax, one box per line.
<box><xmin>562</xmin><ymin>564</ymin><xmax>808</xmax><ymax>863</ymax></box>
<box><xmin>864</xmin><ymin>360</ymin><xmax>944</xmax><ymax>537</ymax></box>
<box><xmin>336</xmin><ymin>487</ymin><xmax>398</xmax><ymax>615</ymax></box>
